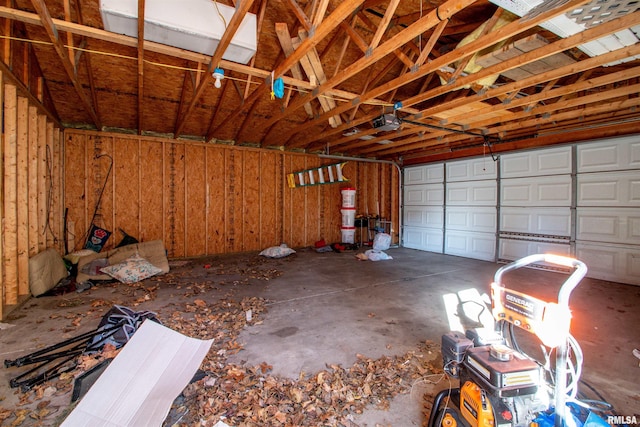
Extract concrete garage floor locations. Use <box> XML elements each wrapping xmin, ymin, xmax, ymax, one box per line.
<box><xmin>0</xmin><ymin>247</ymin><xmax>639</xmax><ymax>426</ymax></box>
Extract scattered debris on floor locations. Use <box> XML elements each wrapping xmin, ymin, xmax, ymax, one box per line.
<box><xmin>0</xmin><ymin>253</ymin><xmax>443</xmax><ymax>427</ymax></box>
<box><xmin>170</xmin><ymin>340</ymin><xmax>442</xmax><ymax>426</ymax></box>
<box><xmin>258</xmin><ymin>244</ymin><xmax>296</xmax><ymax>259</ymax></box>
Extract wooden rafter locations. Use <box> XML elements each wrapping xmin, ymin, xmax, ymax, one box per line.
<box><xmin>444</xmin><ymin>68</ymin><xmax>640</xmax><ymax>127</ymax></box>
<box><xmin>295</xmin><ymin>29</ymin><xmax>341</xmax><ymax>127</ymax></box>
<box><xmin>243</xmin><ymin>0</ymin><xmax>268</xmax><ymax>100</ymax></box>
<box><xmin>29</xmin><ymin>0</ymin><xmax>100</xmax><ymax>128</ymax></box>
<box><xmin>0</xmin><ymin>6</ymin><xmax>383</xmax><ymax>110</ymax></box>
<box><xmin>205</xmin><ymin>77</ymin><xmax>230</xmax><ymax>142</ymax></box>
<box><xmin>367</xmin><ymin>0</ymin><xmax>400</xmax><ymax>52</ymax></box>
<box><xmin>208</xmin><ymin>0</ymin><xmax>366</xmax><ymax>137</ymax></box>
<box><xmin>447</xmin><ymin>7</ymin><xmax>504</xmax><ymax>83</ymax></box>
<box><xmin>283</xmin><ymin>0</ymin><xmax>625</xmax><ymax>147</ymax></box>
<box><xmin>173</xmin><ymin>0</ymin><xmax>257</xmax><ymax>138</ymax></box>
<box><xmin>418</xmin><ymin>44</ymin><xmax>640</xmax><ymax>122</ymax></box>
<box><xmin>275</xmin><ymin>23</ymin><xmax>315</xmax><ymax>118</ymax></box>
<box><xmin>355</xmin><ymin>10</ymin><xmax>413</xmax><ymax>68</ymax></box>
<box><xmin>137</xmin><ymin>0</ymin><xmax>145</xmax><ymax>135</ymax></box>
<box><xmin>285</xmin><ymin>0</ymin><xmax>312</xmax><ymax>29</ymax></box>
<box><xmin>72</xmin><ymin>0</ymin><xmax>98</xmax><ymax>122</ymax></box>
<box><xmin>258</xmin><ymin>0</ymin><xmax>481</xmax><ymax>133</ymax></box>
<box><xmin>414</xmin><ymin>18</ymin><xmax>448</xmax><ymax>68</ymax></box>
<box><xmin>311</xmin><ymin>0</ymin><xmax>330</xmax><ymax>28</ymax></box>
<box><xmin>405</xmin><ymin>11</ymin><xmax>640</xmax><ymax>119</ymax></box>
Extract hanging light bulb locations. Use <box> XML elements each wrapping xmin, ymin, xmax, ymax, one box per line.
<box><xmin>212</xmin><ymin>67</ymin><xmax>224</xmax><ymax>88</ymax></box>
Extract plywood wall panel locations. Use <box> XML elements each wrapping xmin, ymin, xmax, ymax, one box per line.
<box><xmin>243</xmin><ymin>150</ymin><xmax>261</xmax><ymax>251</ymax></box>
<box><xmin>305</xmin><ymin>157</ymin><xmax>322</xmax><ymax>244</ymax></box>
<box><xmin>185</xmin><ymin>144</ymin><xmax>207</xmax><ymax>257</ymax></box>
<box><xmin>139</xmin><ymin>140</ymin><xmax>164</xmax><ymax>243</ymax></box>
<box><xmin>260</xmin><ymin>151</ymin><xmax>278</xmax><ymax>248</ymax></box>
<box><xmin>205</xmin><ymin>146</ymin><xmax>226</xmax><ymax>254</ymax></box>
<box><xmin>37</xmin><ymin>114</ymin><xmax>47</xmax><ymax>252</ymax></box>
<box><xmin>166</xmin><ymin>142</ymin><xmax>186</xmax><ymax>257</ymax></box>
<box><xmin>63</xmin><ymin>130</ymin><xmax>400</xmax><ymax>259</ymax></box>
<box><xmin>27</xmin><ymin>105</ymin><xmax>39</xmax><ymax>257</ymax></box>
<box><xmin>322</xmin><ymin>178</ymin><xmax>341</xmax><ymax>244</ymax></box>
<box><xmin>0</xmin><ymin>75</ymin><xmax>4</xmax><ymax>319</ymax></box>
<box><xmin>46</xmin><ymin>122</ymin><xmax>57</xmax><ymax>249</ymax></box>
<box><xmin>16</xmin><ymin>97</ymin><xmax>29</xmax><ymax>296</ymax></box>
<box><xmin>287</xmin><ymin>155</ymin><xmax>308</xmax><ymax>247</ymax></box>
<box><xmin>85</xmin><ymin>135</ymin><xmax>115</xmax><ymax>249</ymax></box>
<box><xmin>64</xmin><ymin>132</ymin><xmax>87</xmax><ymax>252</ymax></box>
<box><xmin>3</xmin><ymin>84</ymin><xmax>18</xmax><ymax>305</ymax></box>
<box><xmin>1</xmin><ymin>82</ymin><xmax>64</xmax><ymax>318</ymax></box>
<box><xmin>113</xmin><ymin>137</ymin><xmax>139</xmax><ymax>247</ymax></box>
<box><xmin>227</xmin><ymin>149</ymin><xmax>244</xmax><ymax>253</ymax></box>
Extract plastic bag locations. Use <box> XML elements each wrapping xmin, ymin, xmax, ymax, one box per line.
<box><xmin>373</xmin><ymin>233</ymin><xmax>391</xmax><ymax>251</ymax></box>
<box><xmin>365</xmin><ymin>249</ymin><xmax>393</xmax><ymax>261</ymax></box>
<box><xmin>259</xmin><ymin>243</ymin><xmax>296</xmax><ymax>258</ymax></box>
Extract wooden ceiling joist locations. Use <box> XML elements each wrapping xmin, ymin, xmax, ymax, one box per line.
<box><xmin>29</xmin><ymin>0</ymin><xmax>101</xmax><ymax>128</ymax></box>
<box><xmin>136</xmin><ymin>0</ymin><xmax>145</xmax><ymax>135</ymax></box>
<box><xmin>275</xmin><ymin>23</ymin><xmax>314</xmax><ymax>118</ymax></box>
<box><xmin>258</xmin><ymin>0</ymin><xmax>481</xmax><ymax>134</ymax></box>
<box><xmin>173</xmin><ymin>0</ymin><xmax>257</xmax><ymax>138</ymax></box>
<box><xmin>398</xmin><ymin>9</ymin><xmax>640</xmax><ymax>120</ymax></box>
<box><xmin>209</xmin><ymin>0</ymin><xmax>366</xmax><ymax>138</ymax></box>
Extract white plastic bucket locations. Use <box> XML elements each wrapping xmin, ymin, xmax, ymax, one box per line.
<box><xmin>341</xmin><ymin>187</ymin><xmax>356</xmax><ymax>208</ymax></box>
<box><xmin>341</xmin><ymin>226</ymin><xmax>356</xmax><ymax>244</ymax></box>
<box><xmin>341</xmin><ymin>208</ymin><xmax>356</xmax><ymax>227</ymax></box>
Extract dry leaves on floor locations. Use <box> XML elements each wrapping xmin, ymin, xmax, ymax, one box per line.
<box><xmin>168</xmin><ymin>340</ymin><xmax>441</xmax><ymax>426</ymax></box>
<box><xmin>1</xmin><ymin>256</ymin><xmax>444</xmax><ymax>427</ymax></box>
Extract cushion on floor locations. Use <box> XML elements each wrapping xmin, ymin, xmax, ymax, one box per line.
<box><xmin>76</xmin><ymin>240</ymin><xmax>169</xmax><ymax>283</ymax></box>
<box><xmin>29</xmin><ymin>248</ymin><xmax>69</xmax><ymax>296</ymax></box>
<box><xmin>99</xmin><ymin>253</ymin><xmax>164</xmax><ymax>284</ymax></box>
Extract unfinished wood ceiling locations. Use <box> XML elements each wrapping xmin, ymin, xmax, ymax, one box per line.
<box><xmin>1</xmin><ymin>0</ymin><xmax>639</xmax><ymax>164</ymax></box>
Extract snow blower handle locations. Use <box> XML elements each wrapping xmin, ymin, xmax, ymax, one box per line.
<box><xmin>493</xmin><ymin>254</ymin><xmax>587</xmax><ymax>307</ymax></box>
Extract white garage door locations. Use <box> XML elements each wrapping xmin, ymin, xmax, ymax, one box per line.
<box><xmin>402</xmin><ymin>136</ymin><xmax>640</xmax><ymax>286</ymax></box>
<box><xmin>444</xmin><ymin>158</ymin><xmax>497</xmax><ymax>261</ymax></box>
<box><xmin>498</xmin><ymin>146</ymin><xmax>573</xmax><ymax>261</ymax></box>
<box><xmin>575</xmin><ymin>138</ymin><xmax>640</xmax><ymax>285</ymax></box>
<box><xmin>402</xmin><ymin>164</ymin><xmax>444</xmax><ymax>252</ymax></box>
<box><xmin>402</xmin><ymin>158</ymin><xmax>497</xmax><ymax>261</ymax></box>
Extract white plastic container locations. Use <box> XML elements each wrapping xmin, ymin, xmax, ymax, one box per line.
<box><xmin>341</xmin><ymin>187</ymin><xmax>356</xmax><ymax>208</ymax></box>
<box><xmin>340</xmin><ymin>208</ymin><xmax>356</xmax><ymax>227</ymax></box>
<box><xmin>340</xmin><ymin>226</ymin><xmax>356</xmax><ymax>244</ymax></box>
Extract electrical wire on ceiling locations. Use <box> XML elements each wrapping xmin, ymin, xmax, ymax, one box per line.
<box><xmin>212</xmin><ymin>0</ymin><xmax>228</xmax><ymax>29</ymax></box>
<box><xmin>401</xmin><ymin>116</ymin><xmax>501</xmax><ymax>161</ymax></box>
<box><xmin>0</xmin><ymin>34</ymin><xmax>394</xmax><ymax>109</ymax></box>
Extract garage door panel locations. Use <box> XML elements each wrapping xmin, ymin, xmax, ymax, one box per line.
<box><xmin>445</xmin><ymin>231</ymin><xmax>495</xmax><ymax>261</ymax></box>
<box><xmin>447</xmin><ymin>181</ymin><xmax>497</xmax><ymax>205</ymax></box>
<box><xmin>501</xmin><ymin>207</ymin><xmax>571</xmax><ymax>236</ymax></box>
<box><xmin>576</xmin><ymin>242</ymin><xmax>640</xmax><ymax>285</ymax></box>
<box><xmin>577</xmin><ymin>207</ymin><xmax>640</xmax><ymax>245</ymax></box>
<box><xmin>577</xmin><ymin>137</ymin><xmax>640</xmax><ymax>172</ymax></box>
<box><xmin>447</xmin><ymin>158</ymin><xmax>497</xmax><ymax>182</ymax></box>
<box><xmin>404</xmin><ymin>184</ymin><xmax>444</xmax><ymax>206</ymax></box>
<box><xmin>446</xmin><ymin>207</ymin><xmax>496</xmax><ymax>233</ymax></box>
<box><xmin>404</xmin><ymin>206</ymin><xmax>443</xmax><ymax>228</ymax></box>
<box><xmin>577</xmin><ymin>171</ymin><xmax>640</xmax><ymax>206</ymax></box>
<box><xmin>405</xmin><ymin>164</ymin><xmax>444</xmax><ymax>185</ymax></box>
<box><xmin>403</xmin><ymin>227</ymin><xmax>443</xmax><ymax>252</ymax></box>
<box><xmin>499</xmin><ymin>239</ymin><xmax>571</xmax><ymax>261</ymax></box>
<box><xmin>501</xmin><ymin>146</ymin><xmax>571</xmax><ymax>178</ymax></box>
<box><xmin>501</xmin><ymin>175</ymin><xmax>571</xmax><ymax>206</ymax></box>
